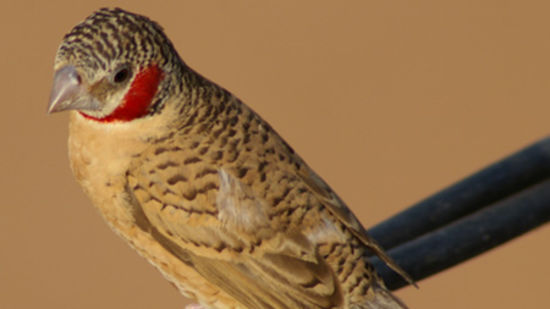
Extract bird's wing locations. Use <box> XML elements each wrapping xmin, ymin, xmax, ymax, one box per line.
<box><xmin>296</xmin><ymin>166</ymin><xmax>415</xmax><ymax>287</ymax></box>
<box><xmin>126</xmin><ymin>144</ymin><xmax>342</xmax><ymax>308</ymax></box>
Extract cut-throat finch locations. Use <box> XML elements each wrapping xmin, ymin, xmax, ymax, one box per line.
<box><xmin>48</xmin><ymin>8</ymin><xmax>412</xmax><ymax>309</ymax></box>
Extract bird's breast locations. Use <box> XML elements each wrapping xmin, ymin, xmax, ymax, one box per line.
<box><xmin>67</xmin><ymin>112</ymin><xmax>150</xmax><ymax>231</ymax></box>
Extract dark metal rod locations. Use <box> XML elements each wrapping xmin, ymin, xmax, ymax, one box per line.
<box><xmin>371</xmin><ymin>179</ymin><xmax>550</xmax><ymax>290</ymax></box>
<box><xmin>369</xmin><ymin>137</ymin><xmax>550</xmax><ymax>252</ymax></box>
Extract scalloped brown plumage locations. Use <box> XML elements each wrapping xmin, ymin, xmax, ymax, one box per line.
<box><xmin>50</xmin><ymin>7</ymin><xmax>411</xmax><ymax>309</ymax></box>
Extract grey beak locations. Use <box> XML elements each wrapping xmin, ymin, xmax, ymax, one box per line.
<box><xmin>47</xmin><ymin>66</ymin><xmax>101</xmax><ymax>113</ymax></box>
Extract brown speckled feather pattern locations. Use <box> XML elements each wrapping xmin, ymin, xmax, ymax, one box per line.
<box><xmin>121</xmin><ymin>89</ymin><xmax>407</xmax><ymax>308</ymax></box>
<box><xmin>57</xmin><ymin>8</ymin><xmax>410</xmax><ymax>309</ymax></box>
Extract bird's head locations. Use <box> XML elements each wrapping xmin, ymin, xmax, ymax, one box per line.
<box><xmin>48</xmin><ymin>8</ymin><xmax>183</xmax><ymax>123</ymax></box>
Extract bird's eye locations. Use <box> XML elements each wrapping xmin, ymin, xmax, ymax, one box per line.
<box><xmin>112</xmin><ymin>66</ymin><xmax>131</xmax><ymax>84</ymax></box>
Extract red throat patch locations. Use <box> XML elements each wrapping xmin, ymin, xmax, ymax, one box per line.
<box><xmin>81</xmin><ymin>64</ymin><xmax>164</xmax><ymax>123</ymax></box>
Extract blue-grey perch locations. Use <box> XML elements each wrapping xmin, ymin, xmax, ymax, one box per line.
<box><xmin>368</xmin><ymin>137</ymin><xmax>550</xmax><ymax>290</ymax></box>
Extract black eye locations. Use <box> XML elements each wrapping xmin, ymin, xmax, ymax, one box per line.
<box><xmin>113</xmin><ymin>67</ymin><xmax>131</xmax><ymax>84</ymax></box>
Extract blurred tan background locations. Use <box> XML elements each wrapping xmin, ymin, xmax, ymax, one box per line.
<box><xmin>2</xmin><ymin>1</ymin><xmax>549</xmax><ymax>308</ymax></box>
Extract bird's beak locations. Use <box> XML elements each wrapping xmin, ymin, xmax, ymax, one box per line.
<box><xmin>47</xmin><ymin>65</ymin><xmax>102</xmax><ymax>113</ymax></box>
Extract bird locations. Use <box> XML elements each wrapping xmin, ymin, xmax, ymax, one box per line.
<box><xmin>48</xmin><ymin>7</ymin><xmax>413</xmax><ymax>309</ymax></box>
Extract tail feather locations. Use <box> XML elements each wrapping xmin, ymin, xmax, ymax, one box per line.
<box><xmin>353</xmin><ymin>285</ymin><xmax>408</xmax><ymax>309</ymax></box>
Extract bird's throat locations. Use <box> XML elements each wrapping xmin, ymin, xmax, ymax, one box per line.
<box><xmin>81</xmin><ymin>64</ymin><xmax>164</xmax><ymax>123</ymax></box>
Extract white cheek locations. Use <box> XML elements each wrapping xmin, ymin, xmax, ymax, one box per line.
<box><xmin>103</xmin><ymin>88</ymin><xmax>127</xmax><ymax>113</ymax></box>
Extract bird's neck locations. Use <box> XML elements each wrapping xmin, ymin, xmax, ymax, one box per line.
<box><xmin>173</xmin><ymin>69</ymin><xmax>242</xmax><ymax>136</ymax></box>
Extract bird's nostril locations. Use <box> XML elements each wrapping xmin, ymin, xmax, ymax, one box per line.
<box><xmin>70</xmin><ymin>70</ymin><xmax>82</xmax><ymax>84</ymax></box>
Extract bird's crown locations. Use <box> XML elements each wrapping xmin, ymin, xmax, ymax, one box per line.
<box><xmin>56</xmin><ymin>7</ymin><xmax>180</xmax><ymax>75</ymax></box>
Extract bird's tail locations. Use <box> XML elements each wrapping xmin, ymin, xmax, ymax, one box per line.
<box><xmin>353</xmin><ymin>285</ymin><xmax>408</xmax><ymax>309</ymax></box>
